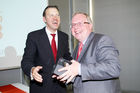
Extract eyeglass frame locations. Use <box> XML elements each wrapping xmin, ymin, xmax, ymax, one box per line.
<box><xmin>70</xmin><ymin>22</ymin><xmax>90</xmax><ymax>28</ymax></box>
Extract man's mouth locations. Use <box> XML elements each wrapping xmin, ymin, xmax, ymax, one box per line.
<box><xmin>75</xmin><ymin>30</ymin><xmax>81</xmax><ymax>35</ymax></box>
<box><xmin>52</xmin><ymin>20</ymin><xmax>58</xmax><ymax>25</ymax></box>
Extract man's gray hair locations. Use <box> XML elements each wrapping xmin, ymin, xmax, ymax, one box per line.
<box><xmin>73</xmin><ymin>12</ymin><xmax>93</xmax><ymax>24</ymax></box>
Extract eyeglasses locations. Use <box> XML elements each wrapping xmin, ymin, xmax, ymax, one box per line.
<box><xmin>70</xmin><ymin>22</ymin><xmax>90</xmax><ymax>28</ymax></box>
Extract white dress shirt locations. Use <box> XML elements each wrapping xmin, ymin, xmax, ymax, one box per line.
<box><xmin>45</xmin><ymin>27</ymin><xmax>58</xmax><ymax>49</ymax></box>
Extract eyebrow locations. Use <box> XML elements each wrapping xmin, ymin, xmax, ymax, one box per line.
<box><xmin>84</xmin><ymin>22</ymin><xmax>90</xmax><ymax>24</ymax></box>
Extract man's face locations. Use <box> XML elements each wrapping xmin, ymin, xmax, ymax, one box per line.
<box><xmin>71</xmin><ymin>14</ymin><xmax>92</xmax><ymax>42</ymax></box>
<box><xmin>43</xmin><ymin>8</ymin><xmax>60</xmax><ymax>33</ymax></box>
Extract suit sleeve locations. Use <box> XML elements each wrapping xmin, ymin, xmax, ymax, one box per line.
<box><xmin>81</xmin><ymin>35</ymin><xmax>121</xmax><ymax>81</ymax></box>
<box><xmin>21</xmin><ymin>33</ymin><xmax>36</xmax><ymax>77</ymax></box>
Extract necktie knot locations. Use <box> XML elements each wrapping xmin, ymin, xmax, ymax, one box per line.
<box><xmin>79</xmin><ymin>43</ymin><xmax>83</xmax><ymax>49</ymax></box>
<box><xmin>51</xmin><ymin>34</ymin><xmax>56</xmax><ymax>38</ymax></box>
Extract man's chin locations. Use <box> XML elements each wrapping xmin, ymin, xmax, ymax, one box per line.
<box><xmin>75</xmin><ymin>35</ymin><xmax>81</xmax><ymax>41</ymax></box>
<box><xmin>52</xmin><ymin>27</ymin><xmax>59</xmax><ymax>31</ymax></box>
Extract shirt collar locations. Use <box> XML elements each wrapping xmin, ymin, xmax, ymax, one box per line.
<box><xmin>79</xmin><ymin>37</ymin><xmax>87</xmax><ymax>45</ymax></box>
<box><xmin>45</xmin><ymin>27</ymin><xmax>58</xmax><ymax>35</ymax></box>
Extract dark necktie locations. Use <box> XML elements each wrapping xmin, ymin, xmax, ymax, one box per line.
<box><xmin>76</xmin><ymin>43</ymin><xmax>83</xmax><ymax>60</ymax></box>
<box><xmin>51</xmin><ymin>34</ymin><xmax>57</xmax><ymax>62</ymax></box>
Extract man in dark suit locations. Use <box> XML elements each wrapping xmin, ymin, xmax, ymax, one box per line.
<box><xmin>21</xmin><ymin>6</ymin><xmax>72</xmax><ymax>93</ymax></box>
<box><xmin>58</xmin><ymin>12</ymin><xmax>121</xmax><ymax>93</ymax></box>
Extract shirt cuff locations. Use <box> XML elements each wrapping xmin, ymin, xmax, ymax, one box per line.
<box><xmin>30</xmin><ymin>67</ymin><xmax>34</xmax><ymax>80</ymax></box>
<box><xmin>78</xmin><ymin>63</ymin><xmax>81</xmax><ymax>75</ymax></box>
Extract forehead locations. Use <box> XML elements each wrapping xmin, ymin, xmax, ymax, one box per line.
<box><xmin>46</xmin><ymin>8</ymin><xmax>59</xmax><ymax>14</ymax></box>
<box><xmin>72</xmin><ymin>14</ymin><xmax>87</xmax><ymax>23</ymax></box>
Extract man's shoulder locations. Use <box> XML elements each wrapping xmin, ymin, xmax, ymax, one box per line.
<box><xmin>30</xmin><ymin>27</ymin><xmax>45</xmax><ymax>34</ymax></box>
<box><xmin>58</xmin><ymin>30</ymin><xmax>68</xmax><ymax>37</ymax></box>
<box><xmin>93</xmin><ymin>32</ymin><xmax>112</xmax><ymax>40</ymax></box>
<box><xmin>28</xmin><ymin>27</ymin><xmax>45</xmax><ymax>37</ymax></box>
<box><xmin>93</xmin><ymin>32</ymin><xmax>115</xmax><ymax>47</ymax></box>
<box><xmin>58</xmin><ymin>30</ymin><xmax>68</xmax><ymax>35</ymax></box>
<box><xmin>94</xmin><ymin>32</ymin><xmax>104</xmax><ymax>37</ymax></box>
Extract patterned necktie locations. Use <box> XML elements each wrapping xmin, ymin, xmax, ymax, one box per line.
<box><xmin>76</xmin><ymin>43</ymin><xmax>83</xmax><ymax>60</ymax></box>
<box><xmin>51</xmin><ymin>34</ymin><xmax>57</xmax><ymax>62</ymax></box>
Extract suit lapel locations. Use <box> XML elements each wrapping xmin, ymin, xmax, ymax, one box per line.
<box><xmin>40</xmin><ymin>27</ymin><xmax>54</xmax><ymax>60</ymax></box>
<box><xmin>56</xmin><ymin>31</ymin><xmax>62</xmax><ymax>62</ymax></box>
<box><xmin>72</xmin><ymin>45</ymin><xmax>79</xmax><ymax>60</ymax></box>
<box><xmin>77</xmin><ymin>32</ymin><xmax>95</xmax><ymax>62</ymax></box>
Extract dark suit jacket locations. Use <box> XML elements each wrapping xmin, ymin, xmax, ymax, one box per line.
<box><xmin>72</xmin><ymin>32</ymin><xmax>121</xmax><ymax>93</ymax></box>
<box><xmin>21</xmin><ymin>27</ymin><xmax>72</xmax><ymax>93</ymax></box>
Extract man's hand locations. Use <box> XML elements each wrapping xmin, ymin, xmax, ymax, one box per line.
<box><xmin>32</xmin><ymin>66</ymin><xmax>43</xmax><ymax>83</ymax></box>
<box><xmin>58</xmin><ymin>60</ymin><xmax>80</xmax><ymax>84</ymax></box>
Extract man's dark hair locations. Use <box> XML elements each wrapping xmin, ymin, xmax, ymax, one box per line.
<box><xmin>43</xmin><ymin>5</ymin><xmax>59</xmax><ymax>17</ymax></box>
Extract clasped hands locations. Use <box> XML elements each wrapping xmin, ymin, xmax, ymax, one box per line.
<box><xmin>52</xmin><ymin>60</ymin><xmax>80</xmax><ymax>84</ymax></box>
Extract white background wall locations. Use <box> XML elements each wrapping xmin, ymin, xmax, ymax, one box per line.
<box><xmin>0</xmin><ymin>0</ymin><xmax>48</xmax><ymax>85</ymax></box>
<box><xmin>0</xmin><ymin>0</ymin><xmax>47</xmax><ymax>70</ymax></box>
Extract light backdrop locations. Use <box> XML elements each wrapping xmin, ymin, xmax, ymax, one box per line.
<box><xmin>0</xmin><ymin>0</ymin><xmax>47</xmax><ymax>70</ymax></box>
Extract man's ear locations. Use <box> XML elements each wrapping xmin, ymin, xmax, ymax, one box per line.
<box><xmin>43</xmin><ymin>17</ymin><xmax>46</xmax><ymax>23</ymax></box>
<box><xmin>89</xmin><ymin>23</ymin><xmax>93</xmax><ymax>30</ymax></box>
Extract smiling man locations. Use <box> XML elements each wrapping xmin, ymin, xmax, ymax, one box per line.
<box><xmin>58</xmin><ymin>12</ymin><xmax>121</xmax><ymax>93</ymax></box>
<box><xmin>21</xmin><ymin>6</ymin><xmax>72</xmax><ymax>93</ymax></box>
